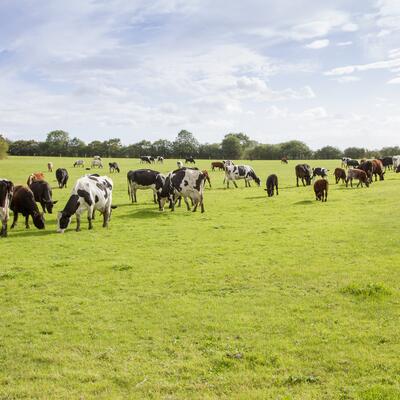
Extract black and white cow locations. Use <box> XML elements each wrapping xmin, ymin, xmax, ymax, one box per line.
<box><xmin>312</xmin><ymin>167</ymin><xmax>329</xmax><ymax>179</ymax></box>
<box><xmin>73</xmin><ymin>159</ymin><xmax>84</xmax><ymax>168</ymax></box>
<box><xmin>139</xmin><ymin>156</ymin><xmax>152</xmax><ymax>164</ymax></box>
<box><xmin>29</xmin><ymin>180</ymin><xmax>58</xmax><ymax>213</ymax></box>
<box><xmin>224</xmin><ymin>165</ymin><xmax>261</xmax><ymax>188</ymax></box>
<box><xmin>127</xmin><ymin>169</ymin><xmax>165</xmax><ymax>204</ymax></box>
<box><xmin>109</xmin><ymin>162</ymin><xmax>120</xmax><ymax>173</ymax></box>
<box><xmin>157</xmin><ymin>156</ymin><xmax>164</xmax><ymax>164</ymax></box>
<box><xmin>0</xmin><ymin>179</ymin><xmax>14</xmax><ymax>237</ymax></box>
<box><xmin>158</xmin><ymin>168</ymin><xmax>206</xmax><ymax>212</ymax></box>
<box><xmin>56</xmin><ymin>168</ymin><xmax>69</xmax><ymax>188</ymax></box>
<box><xmin>57</xmin><ymin>174</ymin><xmax>114</xmax><ymax>233</ymax></box>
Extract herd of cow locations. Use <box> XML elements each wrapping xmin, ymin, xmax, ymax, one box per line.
<box><xmin>1</xmin><ymin>155</ymin><xmax>399</xmax><ymax>237</ymax></box>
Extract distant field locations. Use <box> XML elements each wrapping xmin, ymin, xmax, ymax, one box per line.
<box><xmin>1</xmin><ymin>156</ymin><xmax>400</xmax><ymax>399</ymax></box>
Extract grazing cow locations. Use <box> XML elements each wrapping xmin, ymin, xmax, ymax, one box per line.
<box><xmin>314</xmin><ymin>179</ymin><xmax>328</xmax><ymax>202</ymax></box>
<box><xmin>27</xmin><ymin>172</ymin><xmax>45</xmax><ymax>186</ymax></box>
<box><xmin>140</xmin><ymin>156</ymin><xmax>152</xmax><ymax>164</ymax></box>
<box><xmin>56</xmin><ymin>168</ymin><xmax>69</xmax><ymax>189</ymax></box>
<box><xmin>57</xmin><ymin>175</ymin><xmax>114</xmax><ymax>233</ymax></box>
<box><xmin>281</xmin><ymin>157</ymin><xmax>288</xmax><ymax>164</ymax></box>
<box><xmin>74</xmin><ymin>159</ymin><xmax>84</xmax><ymax>168</ymax></box>
<box><xmin>127</xmin><ymin>169</ymin><xmax>165</xmax><ymax>204</ymax></box>
<box><xmin>93</xmin><ymin>155</ymin><xmax>102</xmax><ymax>161</ymax></box>
<box><xmin>10</xmin><ymin>186</ymin><xmax>45</xmax><ymax>230</ymax></box>
<box><xmin>47</xmin><ymin>162</ymin><xmax>53</xmax><ymax>172</ymax></box>
<box><xmin>0</xmin><ymin>179</ymin><xmax>14</xmax><ymax>237</ymax></box>
<box><xmin>346</xmin><ymin>169</ymin><xmax>370</xmax><ymax>188</ymax></box>
<box><xmin>334</xmin><ymin>168</ymin><xmax>346</xmax><ymax>184</ymax></box>
<box><xmin>109</xmin><ymin>162</ymin><xmax>120</xmax><ymax>173</ymax></box>
<box><xmin>265</xmin><ymin>174</ymin><xmax>278</xmax><ymax>197</ymax></box>
<box><xmin>346</xmin><ymin>159</ymin><xmax>360</xmax><ymax>168</ymax></box>
<box><xmin>202</xmin><ymin>170</ymin><xmax>211</xmax><ymax>188</ymax></box>
<box><xmin>91</xmin><ymin>159</ymin><xmax>103</xmax><ymax>168</ymax></box>
<box><xmin>341</xmin><ymin>157</ymin><xmax>351</xmax><ymax>168</ymax></box>
<box><xmin>392</xmin><ymin>155</ymin><xmax>400</xmax><ymax>170</ymax></box>
<box><xmin>225</xmin><ymin>165</ymin><xmax>261</xmax><ymax>188</ymax></box>
<box><xmin>185</xmin><ymin>157</ymin><xmax>196</xmax><ymax>164</ymax></box>
<box><xmin>223</xmin><ymin>160</ymin><xmax>234</xmax><ymax>168</ymax></box>
<box><xmin>29</xmin><ymin>180</ymin><xmax>58</xmax><ymax>213</ymax></box>
<box><xmin>157</xmin><ymin>156</ymin><xmax>164</xmax><ymax>164</ymax></box>
<box><xmin>358</xmin><ymin>161</ymin><xmax>373</xmax><ymax>183</ymax></box>
<box><xmin>211</xmin><ymin>161</ymin><xmax>225</xmax><ymax>171</ymax></box>
<box><xmin>379</xmin><ymin>157</ymin><xmax>393</xmax><ymax>171</ymax></box>
<box><xmin>295</xmin><ymin>164</ymin><xmax>312</xmax><ymax>186</ymax></box>
<box><xmin>158</xmin><ymin>168</ymin><xmax>205</xmax><ymax>212</ymax></box>
<box><xmin>372</xmin><ymin>159</ymin><xmax>385</xmax><ymax>181</ymax></box>
<box><xmin>177</xmin><ymin>161</ymin><xmax>183</xmax><ymax>169</ymax></box>
<box><xmin>312</xmin><ymin>167</ymin><xmax>329</xmax><ymax>179</ymax></box>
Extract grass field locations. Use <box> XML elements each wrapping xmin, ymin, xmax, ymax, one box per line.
<box><xmin>1</xmin><ymin>156</ymin><xmax>400</xmax><ymax>399</ymax></box>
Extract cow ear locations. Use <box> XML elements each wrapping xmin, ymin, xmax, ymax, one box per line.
<box><xmin>52</xmin><ymin>200</ymin><xmax>58</xmax><ymax>205</ymax></box>
<box><xmin>111</xmin><ymin>205</ymin><xmax>118</xmax><ymax>209</ymax></box>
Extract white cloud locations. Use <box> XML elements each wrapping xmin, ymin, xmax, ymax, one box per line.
<box><xmin>325</xmin><ymin>58</ymin><xmax>400</xmax><ymax>75</ymax></box>
<box><xmin>305</xmin><ymin>39</ymin><xmax>330</xmax><ymax>49</ymax></box>
<box><xmin>334</xmin><ymin>76</ymin><xmax>361</xmax><ymax>83</ymax></box>
<box><xmin>387</xmin><ymin>76</ymin><xmax>400</xmax><ymax>84</ymax></box>
<box><xmin>337</xmin><ymin>41</ymin><xmax>353</xmax><ymax>46</ymax></box>
<box><xmin>342</xmin><ymin>22</ymin><xmax>359</xmax><ymax>32</ymax></box>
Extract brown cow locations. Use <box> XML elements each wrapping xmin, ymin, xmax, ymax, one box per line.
<box><xmin>334</xmin><ymin>168</ymin><xmax>346</xmax><ymax>184</ymax></box>
<box><xmin>314</xmin><ymin>179</ymin><xmax>328</xmax><ymax>202</ymax></box>
<box><xmin>27</xmin><ymin>172</ymin><xmax>45</xmax><ymax>186</ymax></box>
<box><xmin>202</xmin><ymin>170</ymin><xmax>211</xmax><ymax>188</ymax></box>
<box><xmin>372</xmin><ymin>159</ymin><xmax>385</xmax><ymax>181</ymax></box>
<box><xmin>295</xmin><ymin>164</ymin><xmax>312</xmax><ymax>186</ymax></box>
<box><xmin>346</xmin><ymin>169</ymin><xmax>369</xmax><ymax>188</ymax></box>
<box><xmin>211</xmin><ymin>161</ymin><xmax>225</xmax><ymax>171</ymax></box>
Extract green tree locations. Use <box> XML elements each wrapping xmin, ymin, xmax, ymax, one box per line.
<box><xmin>68</xmin><ymin>137</ymin><xmax>86</xmax><ymax>157</ymax></box>
<box><xmin>45</xmin><ymin>130</ymin><xmax>70</xmax><ymax>155</ymax></box>
<box><xmin>173</xmin><ymin>130</ymin><xmax>199</xmax><ymax>157</ymax></box>
<box><xmin>313</xmin><ymin>146</ymin><xmax>343</xmax><ymax>159</ymax></box>
<box><xmin>0</xmin><ymin>135</ymin><xmax>9</xmax><ymax>159</ymax></box>
<box><xmin>152</xmin><ymin>139</ymin><xmax>173</xmax><ymax>157</ymax></box>
<box><xmin>221</xmin><ymin>135</ymin><xmax>242</xmax><ymax>159</ymax></box>
<box><xmin>280</xmin><ymin>140</ymin><xmax>313</xmax><ymax>159</ymax></box>
<box><xmin>343</xmin><ymin>147</ymin><xmax>366</xmax><ymax>159</ymax></box>
<box><xmin>104</xmin><ymin>138</ymin><xmax>123</xmax><ymax>157</ymax></box>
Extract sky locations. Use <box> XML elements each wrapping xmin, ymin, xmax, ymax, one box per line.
<box><xmin>0</xmin><ymin>0</ymin><xmax>400</xmax><ymax>149</ymax></box>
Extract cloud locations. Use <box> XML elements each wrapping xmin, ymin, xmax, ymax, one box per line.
<box><xmin>387</xmin><ymin>76</ymin><xmax>400</xmax><ymax>84</ymax></box>
<box><xmin>325</xmin><ymin>58</ymin><xmax>400</xmax><ymax>75</ymax></box>
<box><xmin>337</xmin><ymin>41</ymin><xmax>353</xmax><ymax>46</ymax></box>
<box><xmin>334</xmin><ymin>76</ymin><xmax>361</xmax><ymax>83</ymax></box>
<box><xmin>305</xmin><ymin>39</ymin><xmax>330</xmax><ymax>49</ymax></box>
<box><xmin>341</xmin><ymin>22</ymin><xmax>358</xmax><ymax>32</ymax></box>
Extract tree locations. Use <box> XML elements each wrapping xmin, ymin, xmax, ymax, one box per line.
<box><xmin>380</xmin><ymin>146</ymin><xmax>400</xmax><ymax>157</ymax></box>
<box><xmin>0</xmin><ymin>135</ymin><xmax>9</xmax><ymax>159</ymax></box>
<box><xmin>104</xmin><ymin>138</ymin><xmax>122</xmax><ymax>157</ymax></box>
<box><xmin>313</xmin><ymin>146</ymin><xmax>343</xmax><ymax>160</ymax></box>
<box><xmin>280</xmin><ymin>140</ymin><xmax>313</xmax><ymax>159</ymax></box>
<box><xmin>173</xmin><ymin>130</ymin><xmax>199</xmax><ymax>157</ymax></box>
<box><xmin>221</xmin><ymin>135</ymin><xmax>242</xmax><ymax>159</ymax></box>
<box><xmin>152</xmin><ymin>139</ymin><xmax>173</xmax><ymax>157</ymax></box>
<box><xmin>343</xmin><ymin>147</ymin><xmax>366</xmax><ymax>159</ymax></box>
<box><xmin>8</xmin><ymin>140</ymin><xmax>40</xmax><ymax>156</ymax></box>
<box><xmin>68</xmin><ymin>137</ymin><xmax>86</xmax><ymax>157</ymax></box>
<box><xmin>45</xmin><ymin>130</ymin><xmax>70</xmax><ymax>155</ymax></box>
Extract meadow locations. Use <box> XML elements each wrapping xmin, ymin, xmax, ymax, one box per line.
<box><xmin>1</xmin><ymin>156</ymin><xmax>400</xmax><ymax>400</ymax></box>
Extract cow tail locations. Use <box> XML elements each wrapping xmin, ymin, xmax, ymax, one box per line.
<box><xmin>127</xmin><ymin>176</ymin><xmax>131</xmax><ymax>200</ymax></box>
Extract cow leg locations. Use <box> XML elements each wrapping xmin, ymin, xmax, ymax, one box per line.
<box><xmin>11</xmin><ymin>212</ymin><xmax>18</xmax><ymax>229</ymax></box>
<box><xmin>177</xmin><ymin>197</ymin><xmax>182</xmax><ymax>208</ymax></box>
<box><xmin>41</xmin><ymin>201</ymin><xmax>46</xmax><ymax>214</ymax></box>
<box><xmin>276</xmin><ymin>184</ymin><xmax>279</xmax><ymax>195</ymax></box>
<box><xmin>184</xmin><ymin>197</ymin><xmax>191</xmax><ymax>211</ymax></box>
<box><xmin>1</xmin><ymin>220</ymin><xmax>7</xmax><ymax>237</ymax></box>
<box><xmin>233</xmin><ymin>181</ymin><xmax>238</xmax><ymax>188</ymax></box>
<box><xmin>192</xmin><ymin>198</ymin><xmax>198</xmax><ymax>212</ymax></box>
<box><xmin>25</xmin><ymin>215</ymin><xmax>30</xmax><ymax>229</ymax></box>
<box><xmin>87</xmin><ymin>208</ymin><xmax>93</xmax><ymax>230</ymax></box>
<box><xmin>152</xmin><ymin>190</ymin><xmax>157</xmax><ymax>204</ymax></box>
<box><xmin>325</xmin><ymin>190</ymin><xmax>328</xmax><ymax>202</ymax></box>
<box><xmin>92</xmin><ymin>209</ymin><xmax>96</xmax><ymax>220</ymax></box>
<box><xmin>103</xmin><ymin>209</ymin><xmax>110</xmax><ymax>228</ymax></box>
<box><xmin>76</xmin><ymin>213</ymin><xmax>81</xmax><ymax>231</ymax></box>
<box><xmin>133</xmin><ymin>189</ymin><xmax>137</xmax><ymax>203</ymax></box>
<box><xmin>296</xmin><ymin>176</ymin><xmax>299</xmax><ymax>187</ymax></box>
<box><xmin>200</xmin><ymin>195</ymin><xmax>205</xmax><ymax>213</ymax></box>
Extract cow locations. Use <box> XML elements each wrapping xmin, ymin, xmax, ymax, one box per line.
<box><xmin>27</xmin><ymin>172</ymin><xmax>45</xmax><ymax>186</ymax></box>
<box><xmin>225</xmin><ymin>165</ymin><xmax>261</xmax><ymax>188</ymax></box>
<box><xmin>223</xmin><ymin>160</ymin><xmax>234</xmax><ymax>168</ymax></box>
<box><xmin>158</xmin><ymin>168</ymin><xmax>205</xmax><ymax>212</ymax></box>
<box><xmin>265</xmin><ymin>174</ymin><xmax>278</xmax><ymax>197</ymax></box>
<box><xmin>0</xmin><ymin>179</ymin><xmax>14</xmax><ymax>237</ymax></box>
<box><xmin>341</xmin><ymin>157</ymin><xmax>351</xmax><ymax>168</ymax></box>
<box><xmin>295</xmin><ymin>164</ymin><xmax>312</xmax><ymax>186</ymax></box>
<box><xmin>29</xmin><ymin>180</ymin><xmax>58</xmax><ymax>213</ymax></box>
<box><xmin>312</xmin><ymin>167</ymin><xmax>329</xmax><ymax>179</ymax></box>
<box><xmin>346</xmin><ymin>169</ymin><xmax>370</xmax><ymax>188</ymax></box>
<box><xmin>177</xmin><ymin>161</ymin><xmax>183</xmax><ymax>169</ymax></box>
<box><xmin>127</xmin><ymin>169</ymin><xmax>165</xmax><ymax>204</ymax></box>
<box><xmin>93</xmin><ymin>155</ymin><xmax>102</xmax><ymax>161</ymax></box>
<box><xmin>10</xmin><ymin>186</ymin><xmax>45</xmax><ymax>230</ymax></box>
<box><xmin>314</xmin><ymin>179</ymin><xmax>328</xmax><ymax>202</ymax></box>
<box><xmin>74</xmin><ymin>159</ymin><xmax>84</xmax><ymax>168</ymax></box>
<box><xmin>91</xmin><ymin>159</ymin><xmax>103</xmax><ymax>168</ymax></box>
<box><xmin>109</xmin><ymin>162</ymin><xmax>120</xmax><ymax>173</ymax></box>
<box><xmin>334</xmin><ymin>168</ymin><xmax>346</xmax><ymax>184</ymax></box>
<box><xmin>185</xmin><ymin>157</ymin><xmax>196</xmax><ymax>164</ymax></box>
<box><xmin>392</xmin><ymin>155</ymin><xmax>400</xmax><ymax>171</ymax></box>
<box><xmin>211</xmin><ymin>161</ymin><xmax>225</xmax><ymax>171</ymax></box>
<box><xmin>379</xmin><ymin>157</ymin><xmax>393</xmax><ymax>171</ymax></box>
<box><xmin>202</xmin><ymin>170</ymin><xmax>211</xmax><ymax>188</ymax></box>
<box><xmin>47</xmin><ymin>162</ymin><xmax>53</xmax><ymax>172</ymax></box>
<box><xmin>140</xmin><ymin>156</ymin><xmax>152</xmax><ymax>164</ymax></box>
<box><xmin>345</xmin><ymin>159</ymin><xmax>360</xmax><ymax>169</ymax></box>
<box><xmin>57</xmin><ymin>175</ymin><xmax>114</xmax><ymax>233</ymax></box>
<box><xmin>281</xmin><ymin>157</ymin><xmax>288</xmax><ymax>164</ymax></box>
<box><xmin>56</xmin><ymin>168</ymin><xmax>69</xmax><ymax>189</ymax></box>
<box><xmin>396</xmin><ymin>165</ymin><xmax>400</xmax><ymax>173</ymax></box>
<box><xmin>372</xmin><ymin>159</ymin><xmax>385</xmax><ymax>181</ymax></box>
<box><xmin>358</xmin><ymin>161</ymin><xmax>373</xmax><ymax>183</ymax></box>
<box><xmin>157</xmin><ymin>156</ymin><xmax>164</xmax><ymax>164</ymax></box>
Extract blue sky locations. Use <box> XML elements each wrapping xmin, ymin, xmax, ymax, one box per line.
<box><xmin>1</xmin><ymin>0</ymin><xmax>400</xmax><ymax>149</ymax></box>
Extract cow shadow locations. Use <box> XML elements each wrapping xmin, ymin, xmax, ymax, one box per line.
<box><xmin>115</xmin><ymin>208</ymin><xmax>161</xmax><ymax>219</ymax></box>
<box><xmin>8</xmin><ymin>228</ymin><xmax>56</xmax><ymax>239</ymax></box>
<box><xmin>245</xmin><ymin>195</ymin><xmax>268</xmax><ymax>200</ymax></box>
<box><xmin>293</xmin><ymin>200</ymin><xmax>314</xmax><ymax>205</ymax></box>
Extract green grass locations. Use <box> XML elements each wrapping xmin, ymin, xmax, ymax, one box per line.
<box><xmin>1</xmin><ymin>156</ymin><xmax>400</xmax><ymax>399</ymax></box>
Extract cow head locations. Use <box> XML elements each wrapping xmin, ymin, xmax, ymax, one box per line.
<box><xmin>254</xmin><ymin>176</ymin><xmax>261</xmax><ymax>186</ymax></box>
<box><xmin>45</xmin><ymin>200</ymin><xmax>58</xmax><ymax>214</ymax></box>
<box><xmin>32</xmin><ymin>211</ymin><xmax>45</xmax><ymax>229</ymax></box>
<box><xmin>57</xmin><ymin>211</ymin><xmax>71</xmax><ymax>233</ymax></box>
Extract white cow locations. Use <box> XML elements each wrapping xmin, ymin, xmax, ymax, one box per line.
<box><xmin>225</xmin><ymin>165</ymin><xmax>261</xmax><ymax>188</ymax></box>
<box><xmin>57</xmin><ymin>174</ymin><xmax>114</xmax><ymax>233</ymax></box>
<box><xmin>91</xmin><ymin>159</ymin><xmax>103</xmax><ymax>168</ymax></box>
<box><xmin>392</xmin><ymin>155</ymin><xmax>400</xmax><ymax>170</ymax></box>
<box><xmin>0</xmin><ymin>179</ymin><xmax>14</xmax><ymax>237</ymax></box>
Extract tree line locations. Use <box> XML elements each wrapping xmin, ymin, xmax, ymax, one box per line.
<box><xmin>1</xmin><ymin>130</ymin><xmax>399</xmax><ymax>160</ymax></box>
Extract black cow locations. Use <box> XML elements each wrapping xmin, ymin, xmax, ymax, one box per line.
<box><xmin>379</xmin><ymin>157</ymin><xmax>393</xmax><ymax>171</ymax></box>
<box><xmin>265</xmin><ymin>174</ymin><xmax>278</xmax><ymax>197</ymax></box>
<box><xmin>139</xmin><ymin>156</ymin><xmax>152</xmax><ymax>164</ymax></box>
<box><xmin>0</xmin><ymin>179</ymin><xmax>14</xmax><ymax>237</ymax></box>
<box><xmin>127</xmin><ymin>169</ymin><xmax>165</xmax><ymax>204</ymax></box>
<box><xmin>29</xmin><ymin>180</ymin><xmax>58</xmax><ymax>213</ymax></box>
<box><xmin>109</xmin><ymin>162</ymin><xmax>120</xmax><ymax>173</ymax></box>
<box><xmin>10</xmin><ymin>186</ymin><xmax>45</xmax><ymax>230</ymax></box>
<box><xmin>346</xmin><ymin>159</ymin><xmax>359</xmax><ymax>168</ymax></box>
<box><xmin>185</xmin><ymin>157</ymin><xmax>196</xmax><ymax>164</ymax></box>
<box><xmin>295</xmin><ymin>164</ymin><xmax>312</xmax><ymax>186</ymax></box>
<box><xmin>358</xmin><ymin>161</ymin><xmax>373</xmax><ymax>183</ymax></box>
<box><xmin>55</xmin><ymin>168</ymin><xmax>69</xmax><ymax>189</ymax></box>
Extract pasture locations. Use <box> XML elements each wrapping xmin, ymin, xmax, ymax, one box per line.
<box><xmin>1</xmin><ymin>156</ymin><xmax>400</xmax><ymax>399</ymax></box>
